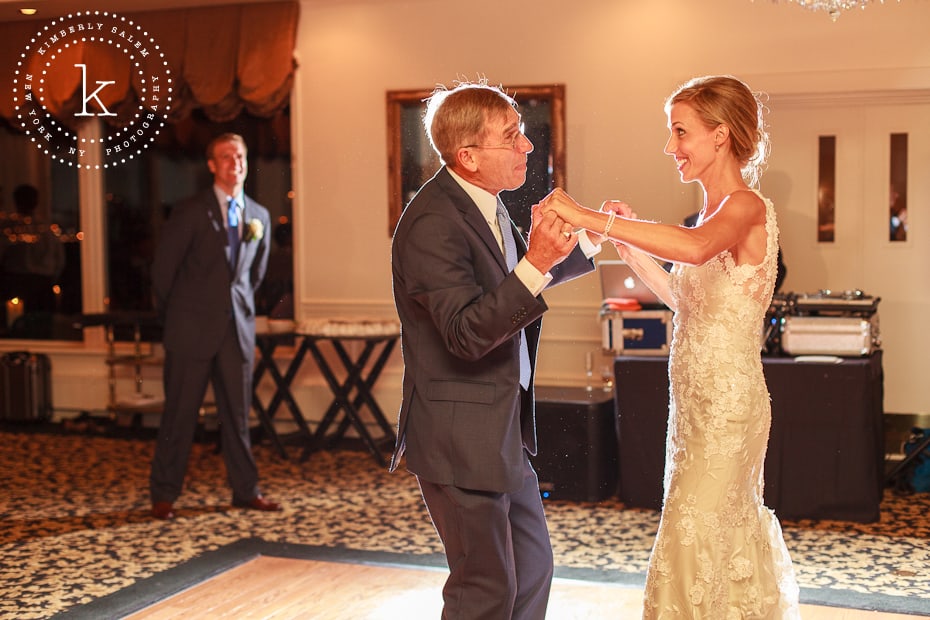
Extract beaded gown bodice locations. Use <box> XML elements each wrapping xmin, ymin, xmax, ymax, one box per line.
<box><xmin>642</xmin><ymin>191</ymin><xmax>800</xmax><ymax>619</ymax></box>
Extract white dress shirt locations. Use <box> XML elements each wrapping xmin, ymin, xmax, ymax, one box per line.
<box><xmin>448</xmin><ymin>168</ymin><xmax>601</xmax><ymax>296</ymax></box>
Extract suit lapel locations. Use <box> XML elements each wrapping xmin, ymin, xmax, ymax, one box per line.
<box><xmin>206</xmin><ymin>191</ymin><xmax>225</xmax><ymax>233</ymax></box>
<box><xmin>436</xmin><ymin>168</ymin><xmax>508</xmax><ymax>273</ymax></box>
<box><xmin>202</xmin><ymin>191</ymin><xmax>235</xmax><ymax>271</ymax></box>
<box><xmin>239</xmin><ymin>196</ymin><xmax>251</xmax><ymax>234</ymax></box>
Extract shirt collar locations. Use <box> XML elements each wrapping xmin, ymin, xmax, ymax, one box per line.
<box><xmin>214</xmin><ymin>185</ymin><xmax>244</xmax><ymax>211</ymax></box>
<box><xmin>447</xmin><ymin>167</ymin><xmax>499</xmax><ymax>227</ymax></box>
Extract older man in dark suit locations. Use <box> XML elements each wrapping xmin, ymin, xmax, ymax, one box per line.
<box><xmin>149</xmin><ymin>132</ymin><xmax>280</xmax><ymax>520</ymax></box>
<box><xmin>390</xmin><ymin>81</ymin><xmax>601</xmax><ymax>619</ymax></box>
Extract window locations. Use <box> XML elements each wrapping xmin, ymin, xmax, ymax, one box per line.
<box><xmin>889</xmin><ymin>133</ymin><xmax>908</xmax><ymax>242</ymax></box>
<box><xmin>817</xmin><ymin>135</ymin><xmax>836</xmax><ymax>243</ymax></box>
<box><xmin>0</xmin><ymin>118</ymin><xmax>82</xmax><ymax>340</ymax></box>
<box><xmin>0</xmin><ymin>109</ymin><xmax>293</xmax><ymax>341</ymax></box>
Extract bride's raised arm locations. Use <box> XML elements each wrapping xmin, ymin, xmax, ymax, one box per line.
<box><xmin>614</xmin><ymin>243</ymin><xmax>677</xmax><ymax>312</ymax></box>
<box><xmin>539</xmin><ymin>188</ymin><xmax>743</xmax><ymax>267</ymax></box>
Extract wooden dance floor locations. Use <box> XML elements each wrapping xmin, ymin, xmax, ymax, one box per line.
<box><xmin>125</xmin><ymin>556</ymin><xmax>918</xmax><ymax>619</ymax></box>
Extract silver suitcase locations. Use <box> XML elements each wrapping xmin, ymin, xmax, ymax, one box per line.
<box><xmin>781</xmin><ymin>315</ymin><xmax>880</xmax><ymax>357</ymax></box>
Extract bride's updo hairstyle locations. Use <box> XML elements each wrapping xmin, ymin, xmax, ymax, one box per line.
<box><xmin>666</xmin><ymin>75</ymin><xmax>770</xmax><ymax>188</ymax></box>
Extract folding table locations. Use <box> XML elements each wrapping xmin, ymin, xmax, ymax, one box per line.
<box><xmin>254</xmin><ymin>320</ymin><xmax>400</xmax><ymax>465</ymax></box>
<box><xmin>297</xmin><ymin>331</ymin><xmax>399</xmax><ymax>466</ymax></box>
<box><xmin>252</xmin><ymin>331</ymin><xmax>315</xmax><ymax>458</ymax></box>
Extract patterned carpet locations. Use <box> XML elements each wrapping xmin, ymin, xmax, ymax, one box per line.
<box><xmin>1</xmin><ymin>425</ymin><xmax>929</xmax><ymax>619</ymax></box>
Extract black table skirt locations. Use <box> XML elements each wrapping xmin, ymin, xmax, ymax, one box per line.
<box><xmin>614</xmin><ymin>352</ymin><xmax>884</xmax><ymax>522</ymax></box>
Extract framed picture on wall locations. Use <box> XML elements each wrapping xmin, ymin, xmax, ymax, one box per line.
<box><xmin>385</xmin><ymin>84</ymin><xmax>566</xmax><ymax>235</ymax></box>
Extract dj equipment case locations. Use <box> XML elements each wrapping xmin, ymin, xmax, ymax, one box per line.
<box><xmin>781</xmin><ymin>315</ymin><xmax>880</xmax><ymax>357</ymax></box>
<box><xmin>0</xmin><ymin>351</ymin><xmax>52</xmax><ymax>422</ymax></box>
<box><xmin>532</xmin><ymin>386</ymin><xmax>618</xmax><ymax>502</ymax></box>
<box><xmin>600</xmin><ymin>309</ymin><xmax>672</xmax><ymax>356</ymax></box>
<box><xmin>793</xmin><ymin>289</ymin><xmax>880</xmax><ymax>316</ymax></box>
<box><xmin>776</xmin><ymin>290</ymin><xmax>881</xmax><ymax>357</ymax></box>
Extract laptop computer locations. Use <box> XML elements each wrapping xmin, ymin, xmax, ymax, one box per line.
<box><xmin>598</xmin><ymin>260</ymin><xmax>666</xmax><ymax>309</ymax></box>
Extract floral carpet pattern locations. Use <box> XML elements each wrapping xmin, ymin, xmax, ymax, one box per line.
<box><xmin>1</xmin><ymin>427</ymin><xmax>929</xmax><ymax>619</ymax></box>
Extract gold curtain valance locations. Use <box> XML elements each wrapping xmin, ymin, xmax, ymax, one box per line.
<box><xmin>0</xmin><ymin>1</ymin><xmax>298</xmax><ymax>126</ymax></box>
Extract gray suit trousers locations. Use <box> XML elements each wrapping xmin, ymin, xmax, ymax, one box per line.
<box><xmin>417</xmin><ymin>454</ymin><xmax>554</xmax><ymax>620</ymax></box>
<box><xmin>150</xmin><ymin>318</ymin><xmax>259</xmax><ymax>503</ymax></box>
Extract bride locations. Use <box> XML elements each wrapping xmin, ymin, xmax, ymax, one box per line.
<box><xmin>540</xmin><ymin>75</ymin><xmax>800</xmax><ymax>619</ymax></box>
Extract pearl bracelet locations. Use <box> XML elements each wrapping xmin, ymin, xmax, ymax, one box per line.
<box><xmin>603</xmin><ymin>211</ymin><xmax>617</xmax><ymax>237</ymax></box>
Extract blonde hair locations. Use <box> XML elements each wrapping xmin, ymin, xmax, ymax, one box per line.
<box><xmin>206</xmin><ymin>132</ymin><xmax>247</xmax><ymax>161</ymax></box>
<box><xmin>666</xmin><ymin>75</ymin><xmax>770</xmax><ymax>188</ymax></box>
<box><xmin>423</xmin><ymin>79</ymin><xmax>517</xmax><ymax>166</ymax></box>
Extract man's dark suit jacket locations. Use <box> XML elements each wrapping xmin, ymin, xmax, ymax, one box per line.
<box><xmin>152</xmin><ymin>189</ymin><xmax>271</xmax><ymax>361</ymax></box>
<box><xmin>390</xmin><ymin>167</ymin><xmax>594</xmax><ymax>493</ymax></box>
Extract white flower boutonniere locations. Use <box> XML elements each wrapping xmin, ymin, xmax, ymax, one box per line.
<box><xmin>244</xmin><ymin>218</ymin><xmax>264</xmax><ymax>242</ymax></box>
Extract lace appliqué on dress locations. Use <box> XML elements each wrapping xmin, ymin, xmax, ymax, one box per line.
<box><xmin>642</xmin><ymin>192</ymin><xmax>800</xmax><ymax>619</ymax></box>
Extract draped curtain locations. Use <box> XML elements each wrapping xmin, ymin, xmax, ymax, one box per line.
<box><xmin>0</xmin><ymin>1</ymin><xmax>299</xmax><ymax>126</ymax></box>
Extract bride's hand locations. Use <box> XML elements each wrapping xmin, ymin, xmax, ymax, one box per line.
<box><xmin>601</xmin><ymin>199</ymin><xmax>635</xmax><ymax>220</ymax></box>
<box><xmin>586</xmin><ymin>200</ymin><xmax>634</xmax><ymax>245</ymax></box>
<box><xmin>539</xmin><ymin>188</ymin><xmax>587</xmax><ymax>227</ymax></box>
<box><xmin>612</xmin><ymin>241</ymin><xmax>635</xmax><ymax>262</ymax></box>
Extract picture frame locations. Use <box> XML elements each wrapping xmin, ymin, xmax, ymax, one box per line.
<box><xmin>385</xmin><ymin>84</ymin><xmax>566</xmax><ymax>235</ymax></box>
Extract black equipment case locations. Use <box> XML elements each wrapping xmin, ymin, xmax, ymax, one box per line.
<box><xmin>0</xmin><ymin>351</ymin><xmax>52</xmax><ymax>421</ymax></box>
<box><xmin>533</xmin><ymin>386</ymin><xmax>618</xmax><ymax>502</ymax></box>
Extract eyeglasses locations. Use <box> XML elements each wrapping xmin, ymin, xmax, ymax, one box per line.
<box><xmin>462</xmin><ymin>123</ymin><xmax>527</xmax><ymax>151</ymax></box>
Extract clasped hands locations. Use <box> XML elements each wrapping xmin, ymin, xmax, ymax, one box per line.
<box><xmin>524</xmin><ymin>188</ymin><xmax>632</xmax><ymax>274</ymax></box>
<box><xmin>523</xmin><ymin>201</ymin><xmax>576</xmax><ymax>275</ymax></box>
<box><xmin>538</xmin><ymin>188</ymin><xmax>633</xmax><ymax>239</ymax></box>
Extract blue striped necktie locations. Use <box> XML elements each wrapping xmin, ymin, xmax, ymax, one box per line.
<box><xmin>227</xmin><ymin>198</ymin><xmax>240</xmax><ymax>267</ymax></box>
<box><xmin>496</xmin><ymin>201</ymin><xmax>532</xmax><ymax>390</ymax></box>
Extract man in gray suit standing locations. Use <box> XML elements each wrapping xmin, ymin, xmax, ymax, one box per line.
<box><xmin>149</xmin><ymin>132</ymin><xmax>280</xmax><ymax>520</ymax></box>
<box><xmin>390</xmin><ymin>81</ymin><xmax>601</xmax><ymax>619</ymax></box>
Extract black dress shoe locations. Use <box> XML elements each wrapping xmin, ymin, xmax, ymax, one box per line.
<box><xmin>232</xmin><ymin>495</ymin><xmax>282</xmax><ymax>512</ymax></box>
<box><xmin>152</xmin><ymin>501</ymin><xmax>175</xmax><ymax>520</ymax></box>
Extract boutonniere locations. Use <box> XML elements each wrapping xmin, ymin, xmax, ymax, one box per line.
<box><xmin>243</xmin><ymin>218</ymin><xmax>264</xmax><ymax>242</ymax></box>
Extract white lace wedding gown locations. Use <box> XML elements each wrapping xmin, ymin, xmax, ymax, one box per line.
<box><xmin>642</xmin><ymin>192</ymin><xmax>800</xmax><ymax>619</ymax></box>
